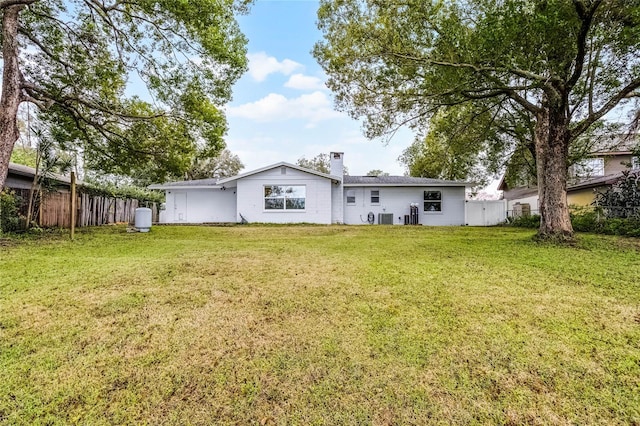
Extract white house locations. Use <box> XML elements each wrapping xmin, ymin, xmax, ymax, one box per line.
<box><xmin>149</xmin><ymin>152</ymin><xmax>472</xmax><ymax>226</ymax></box>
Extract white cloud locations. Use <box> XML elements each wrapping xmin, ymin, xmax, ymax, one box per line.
<box><xmin>247</xmin><ymin>52</ymin><xmax>303</xmax><ymax>82</ymax></box>
<box><xmin>284</xmin><ymin>73</ymin><xmax>326</xmax><ymax>91</ymax></box>
<box><xmin>227</xmin><ymin>91</ymin><xmax>342</xmax><ymax>125</ymax></box>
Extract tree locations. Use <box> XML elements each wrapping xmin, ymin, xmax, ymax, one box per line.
<box><xmin>366</xmin><ymin>169</ymin><xmax>388</xmax><ymax>177</ymax></box>
<box><xmin>185</xmin><ymin>149</ymin><xmax>244</xmax><ymax>180</ymax></box>
<box><xmin>315</xmin><ymin>0</ymin><xmax>640</xmax><ymax>241</ymax></box>
<box><xmin>296</xmin><ymin>153</ymin><xmax>348</xmax><ymax>175</ymax></box>
<box><xmin>0</xmin><ymin>0</ymin><xmax>251</xmax><ymax>189</ymax></box>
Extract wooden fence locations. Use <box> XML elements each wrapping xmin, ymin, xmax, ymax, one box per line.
<box><xmin>14</xmin><ymin>190</ymin><xmax>159</xmax><ymax>229</ymax></box>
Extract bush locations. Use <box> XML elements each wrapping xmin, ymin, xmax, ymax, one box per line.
<box><xmin>570</xmin><ymin>209</ymin><xmax>601</xmax><ymax>232</ymax></box>
<box><xmin>506</xmin><ymin>214</ymin><xmax>540</xmax><ymax>228</ymax></box>
<box><xmin>507</xmin><ymin>209</ymin><xmax>640</xmax><ymax>237</ymax></box>
<box><xmin>0</xmin><ymin>190</ymin><xmax>21</xmax><ymax>233</ymax></box>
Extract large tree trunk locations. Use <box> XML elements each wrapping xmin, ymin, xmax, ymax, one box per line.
<box><xmin>534</xmin><ymin>105</ymin><xmax>574</xmax><ymax>241</ymax></box>
<box><xmin>0</xmin><ymin>5</ymin><xmax>24</xmax><ymax>190</ymax></box>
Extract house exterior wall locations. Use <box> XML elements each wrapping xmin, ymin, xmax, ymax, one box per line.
<box><xmin>603</xmin><ymin>154</ymin><xmax>635</xmax><ymax>175</ymax></box>
<box><xmin>567</xmin><ymin>188</ymin><xmax>599</xmax><ymax>207</ymax></box>
<box><xmin>163</xmin><ymin>188</ymin><xmax>236</xmax><ymax>223</ymax></box>
<box><xmin>343</xmin><ymin>186</ymin><xmax>466</xmax><ymax>226</ymax></box>
<box><xmin>236</xmin><ymin>166</ymin><xmax>333</xmax><ymax>224</ymax></box>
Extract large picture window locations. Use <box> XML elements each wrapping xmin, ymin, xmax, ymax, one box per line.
<box><xmin>424</xmin><ymin>191</ymin><xmax>442</xmax><ymax>212</ymax></box>
<box><xmin>264</xmin><ymin>185</ymin><xmax>306</xmax><ymax>210</ymax></box>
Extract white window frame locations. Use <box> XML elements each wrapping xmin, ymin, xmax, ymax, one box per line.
<box><xmin>346</xmin><ymin>189</ymin><xmax>356</xmax><ymax>205</ymax></box>
<box><xmin>632</xmin><ymin>156</ymin><xmax>640</xmax><ymax>170</ymax></box>
<box><xmin>370</xmin><ymin>189</ymin><xmax>380</xmax><ymax>205</ymax></box>
<box><xmin>424</xmin><ymin>190</ymin><xmax>442</xmax><ymax>213</ymax></box>
<box><xmin>264</xmin><ymin>185</ymin><xmax>306</xmax><ymax>211</ymax></box>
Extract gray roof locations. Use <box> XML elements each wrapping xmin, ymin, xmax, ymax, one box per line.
<box><xmin>503</xmin><ymin>172</ymin><xmax>625</xmax><ymax>200</ymax></box>
<box><xmin>343</xmin><ymin>175</ymin><xmax>470</xmax><ymax>187</ymax></box>
<box><xmin>587</xmin><ymin>133</ymin><xmax>639</xmax><ymax>154</ymax></box>
<box><xmin>7</xmin><ymin>162</ymin><xmax>79</xmax><ymax>186</ymax></box>
<box><xmin>148</xmin><ymin>178</ymin><xmax>221</xmax><ymax>190</ymax></box>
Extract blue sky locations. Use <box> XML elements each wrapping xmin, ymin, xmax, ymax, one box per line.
<box><xmin>224</xmin><ymin>0</ymin><xmax>412</xmax><ymax>175</ymax></box>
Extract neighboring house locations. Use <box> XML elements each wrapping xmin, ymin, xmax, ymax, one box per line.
<box><xmin>5</xmin><ymin>162</ymin><xmax>74</xmax><ymax>191</ymax></box>
<box><xmin>149</xmin><ymin>152</ymin><xmax>472</xmax><ymax>226</ymax></box>
<box><xmin>500</xmin><ymin>135</ymin><xmax>639</xmax><ymax>212</ymax></box>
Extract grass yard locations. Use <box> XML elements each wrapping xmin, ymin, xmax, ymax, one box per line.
<box><xmin>1</xmin><ymin>225</ymin><xmax>639</xmax><ymax>425</ymax></box>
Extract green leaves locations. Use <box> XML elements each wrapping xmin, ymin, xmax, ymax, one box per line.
<box><xmin>10</xmin><ymin>0</ymin><xmax>250</xmax><ymax>182</ymax></box>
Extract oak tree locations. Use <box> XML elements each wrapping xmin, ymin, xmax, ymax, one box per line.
<box><xmin>314</xmin><ymin>0</ymin><xmax>640</xmax><ymax>240</ymax></box>
<box><xmin>0</xmin><ymin>0</ymin><xmax>250</xmax><ymax>188</ymax></box>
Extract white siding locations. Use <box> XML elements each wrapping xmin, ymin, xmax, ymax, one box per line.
<box><xmin>236</xmin><ymin>167</ymin><xmax>333</xmax><ymax>224</ymax></box>
<box><xmin>343</xmin><ymin>186</ymin><xmax>466</xmax><ymax>226</ymax></box>
<box><xmin>162</xmin><ymin>188</ymin><xmax>236</xmax><ymax>223</ymax></box>
<box><xmin>331</xmin><ymin>182</ymin><xmax>344</xmax><ymax>224</ymax></box>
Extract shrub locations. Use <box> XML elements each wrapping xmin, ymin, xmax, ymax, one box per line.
<box><xmin>0</xmin><ymin>190</ymin><xmax>21</xmax><ymax>233</ymax></box>
<box><xmin>506</xmin><ymin>214</ymin><xmax>540</xmax><ymax>228</ymax></box>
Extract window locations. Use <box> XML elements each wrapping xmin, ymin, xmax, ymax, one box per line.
<box><xmin>370</xmin><ymin>189</ymin><xmax>380</xmax><ymax>204</ymax></box>
<box><xmin>574</xmin><ymin>158</ymin><xmax>604</xmax><ymax>178</ymax></box>
<box><xmin>424</xmin><ymin>191</ymin><xmax>442</xmax><ymax>212</ymax></box>
<box><xmin>632</xmin><ymin>157</ymin><xmax>640</xmax><ymax>170</ymax></box>
<box><xmin>264</xmin><ymin>185</ymin><xmax>306</xmax><ymax>210</ymax></box>
<box><xmin>346</xmin><ymin>189</ymin><xmax>356</xmax><ymax>205</ymax></box>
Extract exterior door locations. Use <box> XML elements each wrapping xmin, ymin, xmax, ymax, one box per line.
<box><xmin>174</xmin><ymin>192</ymin><xmax>187</xmax><ymax>222</ymax></box>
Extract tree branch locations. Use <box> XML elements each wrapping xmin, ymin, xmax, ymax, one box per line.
<box><xmin>566</xmin><ymin>0</ymin><xmax>602</xmax><ymax>90</ymax></box>
<box><xmin>571</xmin><ymin>77</ymin><xmax>640</xmax><ymax>137</ymax></box>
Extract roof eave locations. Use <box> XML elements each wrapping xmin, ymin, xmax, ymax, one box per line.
<box><xmin>343</xmin><ymin>182</ymin><xmax>471</xmax><ymax>187</ymax></box>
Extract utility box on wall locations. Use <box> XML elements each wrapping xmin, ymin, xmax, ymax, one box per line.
<box><xmin>378</xmin><ymin>213</ymin><xmax>394</xmax><ymax>224</ymax></box>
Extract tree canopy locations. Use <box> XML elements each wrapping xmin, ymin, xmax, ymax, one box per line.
<box><xmin>184</xmin><ymin>149</ymin><xmax>244</xmax><ymax>180</ymax></box>
<box><xmin>315</xmin><ymin>0</ymin><xmax>640</xmax><ymax>240</ymax></box>
<box><xmin>296</xmin><ymin>153</ymin><xmax>348</xmax><ymax>175</ymax></box>
<box><xmin>0</xmin><ymin>0</ymin><xmax>251</xmax><ymax>188</ymax></box>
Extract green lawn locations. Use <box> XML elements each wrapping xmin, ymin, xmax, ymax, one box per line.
<box><xmin>1</xmin><ymin>225</ymin><xmax>639</xmax><ymax>425</ymax></box>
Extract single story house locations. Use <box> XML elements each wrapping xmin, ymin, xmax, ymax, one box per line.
<box><xmin>149</xmin><ymin>152</ymin><xmax>472</xmax><ymax>226</ymax></box>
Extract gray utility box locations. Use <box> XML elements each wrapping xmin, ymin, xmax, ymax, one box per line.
<box><xmin>378</xmin><ymin>213</ymin><xmax>394</xmax><ymax>225</ymax></box>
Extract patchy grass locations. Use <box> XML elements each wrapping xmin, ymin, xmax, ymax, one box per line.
<box><xmin>1</xmin><ymin>225</ymin><xmax>639</xmax><ymax>425</ymax></box>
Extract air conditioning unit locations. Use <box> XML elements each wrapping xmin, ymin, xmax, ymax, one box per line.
<box><xmin>378</xmin><ymin>213</ymin><xmax>394</xmax><ymax>225</ymax></box>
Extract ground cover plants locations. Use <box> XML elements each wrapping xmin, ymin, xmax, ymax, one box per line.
<box><xmin>1</xmin><ymin>225</ymin><xmax>639</xmax><ymax>424</ymax></box>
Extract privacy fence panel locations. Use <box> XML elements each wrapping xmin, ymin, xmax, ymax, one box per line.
<box><xmin>11</xmin><ymin>190</ymin><xmax>159</xmax><ymax>229</ymax></box>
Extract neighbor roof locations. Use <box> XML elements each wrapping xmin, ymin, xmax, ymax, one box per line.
<box><xmin>6</xmin><ymin>162</ymin><xmax>80</xmax><ymax>189</ymax></box>
<box><xmin>502</xmin><ymin>172</ymin><xmax>625</xmax><ymax>200</ymax></box>
<box><xmin>587</xmin><ymin>133</ymin><xmax>639</xmax><ymax>155</ymax></box>
<box><xmin>343</xmin><ymin>175</ymin><xmax>471</xmax><ymax>187</ymax></box>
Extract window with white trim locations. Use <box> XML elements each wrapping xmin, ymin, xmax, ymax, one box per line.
<box><xmin>632</xmin><ymin>156</ymin><xmax>640</xmax><ymax>170</ymax></box>
<box><xmin>370</xmin><ymin>189</ymin><xmax>380</xmax><ymax>204</ymax></box>
<box><xmin>346</xmin><ymin>189</ymin><xmax>356</xmax><ymax>205</ymax></box>
<box><xmin>574</xmin><ymin>158</ymin><xmax>604</xmax><ymax>178</ymax></box>
<box><xmin>264</xmin><ymin>185</ymin><xmax>306</xmax><ymax>210</ymax></box>
<box><xmin>424</xmin><ymin>191</ymin><xmax>442</xmax><ymax>212</ymax></box>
